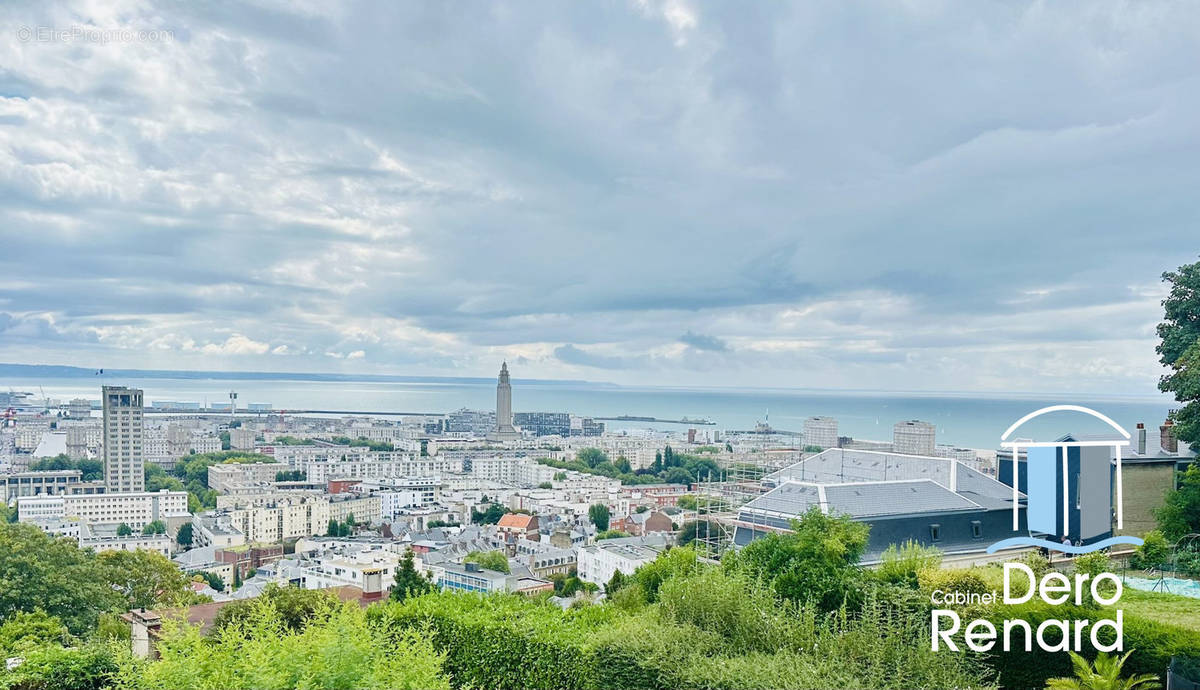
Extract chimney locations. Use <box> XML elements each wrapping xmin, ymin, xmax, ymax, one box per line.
<box><xmin>1161</xmin><ymin>419</ymin><xmax>1178</xmax><ymax>455</ymax></box>
<box><xmin>361</xmin><ymin>568</ymin><xmax>385</xmax><ymax>602</ymax></box>
<box><xmin>1136</xmin><ymin>423</ymin><xmax>1146</xmax><ymax>455</ymax></box>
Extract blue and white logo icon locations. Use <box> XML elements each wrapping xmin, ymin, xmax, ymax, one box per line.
<box><xmin>988</xmin><ymin>405</ymin><xmax>1144</xmax><ymax>555</ymax></box>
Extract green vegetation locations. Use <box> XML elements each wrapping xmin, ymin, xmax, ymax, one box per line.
<box><xmin>150</xmin><ymin>450</ymin><xmax>276</xmax><ymax>512</ymax></box>
<box><xmin>123</xmin><ymin>598</ymin><xmax>449</xmax><ymax>689</ymax></box>
<box><xmin>595</xmin><ymin>530</ymin><xmax>630</xmax><ymax>540</ymax></box>
<box><xmin>26</xmin><ymin>454</ymin><xmax>104</xmax><ymax>481</ymax></box>
<box><xmin>464</xmin><ymin>550</ymin><xmax>510</xmax><ymax>574</ymax></box>
<box><xmin>330</xmin><ymin>435</ymin><xmax>396</xmax><ymax>451</ymax></box>
<box><xmin>876</xmin><ymin>539</ymin><xmax>942</xmax><ymax>587</ymax></box>
<box><xmin>326</xmin><ymin>515</ymin><xmax>357</xmax><ymax>537</ymax></box>
<box><xmin>1046</xmin><ymin>650</ymin><xmax>1158</xmax><ymax>690</ymax></box>
<box><xmin>116</xmin><ymin>522</ymin><xmax>133</xmax><ymax>537</ymax></box>
<box><xmin>723</xmin><ymin>506</ymin><xmax>869</xmax><ymax>612</ymax></box>
<box><xmin>1157</xmin><ymin>258</ymin><xmax>1200</xmax><ymax>450</ymax></box>
<box><xmin>273</xmin><ymin>435</ymin><xmax>315</xmax><ymax>445</ymax></box>
<box><xmin>0</xmin><ymin>523</ymin><xmax>206</xmax><ymax>636</ymax></box>
<box><xmin>175</xmin><ymin>522</ymin><xmax>193</xmax><ymax>547</ymax></box>
<box><xmin>196</xmin><ymin>571</ymin><xmax>225</xmax><ymax>593</ymax></box>
<box><xmin>471</xmin><ymin>503</ymin><xmax>508</xmax><ymax>525</ymax></box>
<box><xmin>274</xmin><ymin>469</ymin><xmax>304</xmax><ymax>481</ymax></box>
<box><xmin>587</xmin><ymin>503</ymin><xmax>609</xmax><ymax>531</ymax></box>
<box><xmin>1156</xmin><ymin>463</ymin><xmax>1200</xmax><ymax>540</ymax></box>
<box><xmin>140</xmin><ymin>520</ymin><xmax>166</xmax><ymax>535</ymax></box>
<box><xmin>536</xmin><ymin>445</ymin><xmax>720</xmax><ymax>486</ymax></box>
<box><xmin>392</xmin><ymin>549</ymin><xmax>435</xmax><ymax>602</ymax></box>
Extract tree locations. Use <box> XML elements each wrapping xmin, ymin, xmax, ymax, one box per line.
<box><xmin>596</xmin><ymin>529</ymin><xmax>630</xmax><ymax>540</ymax></box>
<box><xmin>327</xmin><ymin>519</ymin><xmax>340</xmax><ymax>537</ymax></box>
<box><xmin>1156</xmin><ymin>463</ymin><xmax>1200</xmax><ymax>540</ymax></box>
<box><xmin>0</xmin><ymin>610</ymin><xmax>71</xmax><ymax>654</ymax></box>
<box><xmin>676</xmin><ymin>519</ymin><xmax>719</xmax><ymax>547</ymax></box>
<box><xmin>588</xmin><ymin>503</ymin><xmax>610</xmax><ymax>532</ymax></box>
<box><xmin>176</xmin><ymin>522</ymin><xmax>194</xmax><ymax>547</ymax></box>
<box><xmin>472</xmin><ymin>503</ymin><xmax>507</xmax><ymax>525</ymax></box>
<box><xmin>1046</xmin><ymin>650</ymin><xmax>1157</xmax><ymax>690</ymax></box>
<box><xmin>198</xmin><ymin>570</ymin><xmax>225</xmax><ymax>593</ymax></box>
<box><xmin>724</xmin><ymin>506</ymin><xmax>869</xmax><ymax>612</ymax></box>
<box><xmin>577</xmin><ymin>447</ymin><xmax>609</xmax><ymax>468</ymax></box>
<box><xmin>537</xmin><ymin>482</ymin><xmax>553</xmax><ymax>489</ymax></box>
<box><xmin>664</xmin><ymin>467</ymin><xmax>692</xmax><ymax>485</ymax></box>
<box><xmin>116</xmin><ymin>522</ymin><xmax>133</xmax><ymax>537</ymax></box>
<box><xmin>97</xmin><ymin>550</ymin><xmax>205</xmax><ymax>610</ymax></box>
<box><xmin>141</xmin><ymin>519</ymin><xmax>167</xmax><ymax>535</ymax></box>
<box><xmin>213</xmin><ymin>584</ymin><xmax>338</xmax><ymax>633</ymax></box>
<box><xmin>0</xmin><ymin>523</ymin><xmax>126</xmax><ymax>634</ymax></box>
<box><xmin>464</xmin><ymin>550</ymin><xmax>510</xmax><ymax>574</ymax></box>
<box><xmin>392</xmin><ymin>548</ymin><xmax>435</xmax><ymax>601</ymax></box>
<box><xmin>1158</xmin><ymin>259</ymin><xmax>1200</xmax><ymax>449</ymax></box>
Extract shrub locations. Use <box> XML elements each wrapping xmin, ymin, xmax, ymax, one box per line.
<box><xmin>117</xmin><ymin>599</ymin><xmax>447</xmax><ymax>689</ymax></box>
<box><xmin>0</xmin><ymin>644</ymin><xmax>117</xmax><ymax>690</ymax></box>
<box><xmin>877</xmin><ymin>540</ymin><xmax>942</xmax><ymax>587</ymax></box>
<box><xmin>1130</xmin><ymin>530</ymin><xmax>1170</xmax><ymax>570</ymax></box>
<box><xmin>211</xmin><ymin>584</ymin><xmax>338</xmax><ymax>634</ymax></box>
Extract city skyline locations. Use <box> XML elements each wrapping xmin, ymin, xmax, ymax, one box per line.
<box><xmin>2</xmin><ymin>2</ymin><xmax>1198</xmax><ymax>395</ymax></box>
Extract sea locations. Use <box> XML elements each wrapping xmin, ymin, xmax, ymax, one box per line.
<box><xmin>0</xmin><ymin>370</ymin><xmax>1178</xmax><ymax>451</ymax></box>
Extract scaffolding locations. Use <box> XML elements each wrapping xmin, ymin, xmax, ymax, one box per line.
<box><xmin>686</xmin><ymin>453</ymin><xmax>795</xmax><ymax>561</ymax></box>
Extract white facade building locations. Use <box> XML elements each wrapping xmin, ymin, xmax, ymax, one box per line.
<box><xmin>102</xmin><ymin>386</ymin><xmax>145</xmax><ymax>492</ymax></box>
<box><xmin>803</xmin><ymin>416</ymin><xmax>839</xmax><ymax>450</ymax></box>
<box><xmin>893</xmin><ymin>420</ymin><xmax>936</xmax><ymax>456</ymax></box>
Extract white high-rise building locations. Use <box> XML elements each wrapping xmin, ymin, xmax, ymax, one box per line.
<box><xmin>893</xmin><ymin>420</ymin><xmax>936</xmax><ymax>456</ymax></box>
<box><xmin>491</xmin><ymin>362</ymin><xmax>520</xmax><ymax>441</ymax></box>
<box><xmin>802</xmin><ymin>416</ymin><xmax>839</xmax><ymax>450</ymax></box>
<box><xmin>103</xmin><ymin>386</ymin><xmax>145</xmax><ymax>493</ymax></box>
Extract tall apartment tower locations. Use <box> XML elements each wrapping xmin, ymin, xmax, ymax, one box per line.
<box><xmin>893</xmin><ymin>419</ymin><xmax>936</xmax><ymax>456</ymax></box>
<box><xmin>491</xmin><ymin>362</ymin><xmax>519</xmax><ymax>441</ymax></box>
<box><xmin>102</xmin><ymin>386</ymin><xmax>145</xmax><ymax>493</ymax></box>
<box><xmin>802</xmin><ymin>416</ymin><xmax>839</xmax><ymax>450</ymax></box>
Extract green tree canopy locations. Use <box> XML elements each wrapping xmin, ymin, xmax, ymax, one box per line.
<box><xmin>175</xmin><ymin>522</ymin><xmax>194</xmax><ymax>547</ymax></box>
<box><xmin>464</xmin><ymin>550</ymin><xmax>510</xmax><ymax>574</ymax></box>
<box><xmin>96</xmin><ymin>549</ymin><xmax>206</xmax><ymax>611</ymax></box>
<box><xmin>724</xmin><ymin>506</ymin><xmax>870</xmax><ymax>612</ymax></box>
<box><xmin>0</xmin><ymin>523</ymin><xmax>126</xmax><ymax>634</ymax></box>
<box><xmin>391</xmin><ymin>548</ymin><xmax>435</xmax><ymax>602</ymax></box>
<box><xmin>588</xmin><ymin>503</ymin><xmax>610</xmax><ymax>531</ymax></box>
<box><xmin>1158</xmin><ymin>259</ymin><xmax>1200</xmax><ymax>449</ymax></box>
<box><xmin>1156</xmin><ymin>464</ymin><xmax>1200</xmax><ymax>540</ymax></box>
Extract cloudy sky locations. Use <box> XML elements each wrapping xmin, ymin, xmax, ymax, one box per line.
<box><xmin>0</xmin><ymin>1</ymin><xmax>1196</xmax><ymax>394</ymax></box>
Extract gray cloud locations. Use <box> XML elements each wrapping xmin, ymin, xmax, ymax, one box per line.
<box><xmin>0</xmin><ymin>0</ymin><xmax>1194</xmax><ymax>393</ymax></box>
<box><xmin>679</xmin><ymin>331</ymin><xmax>728</xmax><ymax>352</ymax></box>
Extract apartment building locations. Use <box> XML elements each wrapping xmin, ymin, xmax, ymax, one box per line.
<box><xmin>17</xmin><ymin>490</ymin><xmax>188</xmax><ymax>530</ymax></box>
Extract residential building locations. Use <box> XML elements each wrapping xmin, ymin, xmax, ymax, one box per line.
<box><xmin>17</xmin><ymin>490</ymin><xmax>189</xmax><ymax>530</ymax></box>
<box><xmin>103</xmin><ymin>386</ymin><xmax>145</xmax><ymax>492</ymax></box>
<box><xmin>893</xmin><ymin>420</ymin><xmax>936</xmax><ymax>456</ymax></box>
<box><xmin>802</xmin><ymin>416</ymin><xmax>839</xmax><ymax>450</ymax></box>
<box><xmin>577</xmin><ymin>540</ymin><xmax>663</xmax><ymax>586</ymax></box>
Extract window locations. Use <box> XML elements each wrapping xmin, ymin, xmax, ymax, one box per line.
<box><xmin>970</xmin><ymin>520</ymin><xmax>983</xmax><ymax>539</ymax></box>
<box><xmin>929</xmin><ymin>524</ymin><xmax>942</xmax><ymax>542</ymax></box>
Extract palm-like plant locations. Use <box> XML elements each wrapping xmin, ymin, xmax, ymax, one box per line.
<box><xmin>1045</xmin><ymin>650</ymin><xmax>1158</xmax><ymax>690</ymax></box>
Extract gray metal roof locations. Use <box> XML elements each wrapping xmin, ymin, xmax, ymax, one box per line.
<box><xmin>823</xmin><ymin>480</ymin><xmax>980</xmax><ymax>517</ymax></box>
<box><xmin>739</xmin><ymin>482</ymin><xmax>820</xmax><ymax>517</ymax></box>
<box><xmin>740</xmin><ymin>478</ymin><xmax>985</xmax><ymax>521</ymax></box>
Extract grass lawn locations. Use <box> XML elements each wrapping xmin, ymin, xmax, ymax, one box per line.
<box><xmin>1111</xmin><ymin>587</ymin><xmax>1200</xmax><ymax>631</ymax></box>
